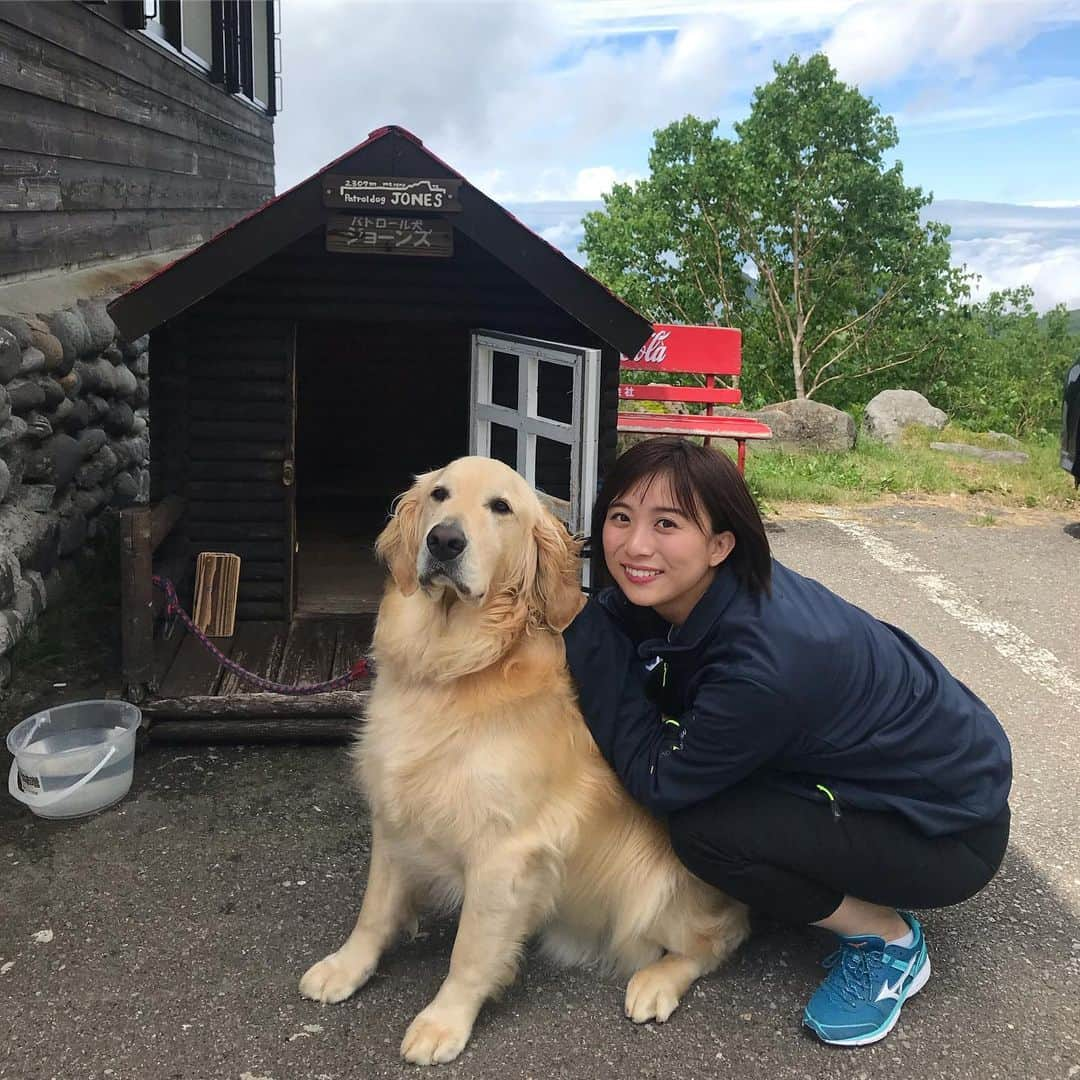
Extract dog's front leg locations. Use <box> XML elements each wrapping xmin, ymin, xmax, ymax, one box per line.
<box><xmin>300</xmin><ymin>815</ymin><xmax>415</xmax><ymax>1004</ymax></box>
<box><xmin>400</xmin><ymin>842</ymin><xmax>559</xmax><ymax>1066</ymax></box>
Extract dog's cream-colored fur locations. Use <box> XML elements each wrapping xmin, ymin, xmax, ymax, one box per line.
<box><xmin>299</xmin><ymin>456</ymin><xmax>748</xmax><ymax>1065</ymax></box>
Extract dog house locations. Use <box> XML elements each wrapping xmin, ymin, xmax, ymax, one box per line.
<box><xmin>107</xmin><ymin>125</ymin><xmax>652</xmax><ymax>735</ymax></box>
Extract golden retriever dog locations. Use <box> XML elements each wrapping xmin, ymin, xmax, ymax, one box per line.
<box><xmin>299</xmin><ymin>456</ymin><xmax>748</xmax><ymax>1065</ymax></box>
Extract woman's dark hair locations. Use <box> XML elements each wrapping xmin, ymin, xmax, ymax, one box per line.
<box><xmin>590</xmin><ymin>436</ymin><xmax>772</xmax><ymax>595</ymax></box>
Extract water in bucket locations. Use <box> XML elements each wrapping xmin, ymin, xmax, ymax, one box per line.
<box><xmin>7</xmin><ymin>700</ymin><xmax>141</xmax><ymax>819</ymax></box>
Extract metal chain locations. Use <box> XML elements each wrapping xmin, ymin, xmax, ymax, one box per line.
<box><xmin>152</xmin><ymin>576</ymin><xmax>372</xmax><ymax>695</ymax></box>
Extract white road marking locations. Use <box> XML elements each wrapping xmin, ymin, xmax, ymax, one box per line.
<box><xmin>816</xmin><ymin>509</ymin><xmax>1080</xmax><ymax>711</ymax></box>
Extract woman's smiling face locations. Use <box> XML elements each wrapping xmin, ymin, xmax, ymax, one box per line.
<box><xmin>602</xmin><ymin>472</ymin><xmax>734</xmax><ymax>627</ymax></box>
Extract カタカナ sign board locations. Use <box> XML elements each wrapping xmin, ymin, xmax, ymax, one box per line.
<box><xmin>323</xmin><ymin>175</ymin><xmax>463</xmax><ymax>212</ymax></box>
<box><xmin>325</xmin><ymin>215</ymin><xmax>454</xmax><ymax>257</ymax></box>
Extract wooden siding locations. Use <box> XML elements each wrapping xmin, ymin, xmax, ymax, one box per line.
<box><xmin>0</xmin><ymin>1</ymin><xmax>274</xmax><ymax>279</ymax></box>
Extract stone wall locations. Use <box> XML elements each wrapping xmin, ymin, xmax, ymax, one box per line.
<box><xmin>0</xmin><ymin>297</ymin><xmax>149</xmax><ymax>690</ymax></box>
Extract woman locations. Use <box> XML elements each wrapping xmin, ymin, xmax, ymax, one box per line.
<box><xmin>563</xmin><ymin>436</ymin><xmax>1011</xmax><ymax>1047</ymax></box>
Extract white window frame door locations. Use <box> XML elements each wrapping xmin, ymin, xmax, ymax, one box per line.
<box><xmin>469</xmin><ymin>331</ymin><xmax>601</xmax><ymax>538</ymax></box>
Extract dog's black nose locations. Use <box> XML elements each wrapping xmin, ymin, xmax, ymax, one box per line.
<box><xmin>426</xmin><ymin>522</ymin><xmax>467</xmax><ymax>562</ymax></box>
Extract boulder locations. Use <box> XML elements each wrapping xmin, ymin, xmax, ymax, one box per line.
<box><xmin>985</xmin><ymin>431</ymin><xmax>1022</xmax><ymax>448</ymax></box>
<box><xmin>120</xmin><ymin>333</ymin><xmax>149</xmax><ymax>360</ymax></box>
<box><xmin>77</xmin><ymin>298</ymin><xmax>117</xmax><ymax>353</ymax></box>
<box><xmin>0</xmin><ymin>457</ymin><xmax>9</xmax><ymax>504</ymax></box>
<box><xmin>755</xmin><ymin>398</ymin><xmax>856</xmax><ymax>453</ymax></box>
<box><xmin>0</xmin><ymin>416</ymin><xmax>28</xmax><ymax>449</ymax></box>
<box><xmin>861</xmin><ymin>389</ymin><xmax>947</xmax><ymax>446</ymax></box>
<box><xmin>110</xmin><ymin>471</ymin><xmax>139</xmax><ymax>508</ymax></box>
<box><xmin>929</xmin><ymin>442</ymin><xmax>1029</xmax><ymax>465</ymax></box>
<box><xmin>0</xmin><ymin>550</ymin><xmax>17</xmax><ymax>607</ymax></box>
<box><xmin>112</xmin><ymin>363</ymin><xmax>138</xmax><ymax>398</ymax></box>
<box><xmin>23</xmin><ymin>413</ymin><xmax>53</xmax><ymax>441</ymax></box>
<box><xmin>61</xmin><ymin>399</ymin><xmax>91</xmax><ymax>432</ymax></box>
<box><xmin>29</xmin><ymin>327</ymin><xmax>67</xmax><ymax>375</ymax></box>
<box><xmin>6</xmin><ymin>378</ymin><xmax>46</xmax><ymax>414</ymax></box>
<box><xmin>0</xmin><ymin>385</ymin><xmax>9</xmax><ymax>426</ymax></box>
<box><xmin>45</xmin><ymin>308</ymin><xmax>92</xmax><ymax>363</ymax></box>
<box><xmin>0</xmin><ymin>315</ymin><xmax>33</xmax><ymax>350</ymax></box>
<box><xmin>21</xmin><ymin>483</ymin><xmax>55</xmax><ymax>513</ymax></box>
<box><xmin>38</xmin><ymin>377</ymin><xmax>65</xmax><ymax>410</ymax></box>
<box><xmin>0</xmin><ymin>328</ymin><xmax>21</xmax><ymax>383</ymax></box>
<box><xmin>103</xmin><ymin>343</ymin><xmax>124</xmax><ymax>366</ymax></box>
<box><xmin>19</xmin><ymin>347</ymin><xmax>46</xmax><ymax>376</ymax></box>
<box><xmin>76</xmin><ymin>427</ymin><xmax>108</xmax><ymax>458</ymax></box>
<box><xmin>0</xmin><ymin>502</ymin><xmax>58</xmax><ymax>574</ymax></box>
<box><xmin>104</xmin><ymin>401</ymin><xmax>135</xmax><ymax>435</ymax></box>
<box><xmin>23</xmin><ymin>433</ymin><xmax>84</xmax><ymax>489</ymax></box>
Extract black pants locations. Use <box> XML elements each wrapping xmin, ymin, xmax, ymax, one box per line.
<box><xmin>668</xmin><ymin>782</ymin><xmax>1010</xmax><ymax>924</ymax></box>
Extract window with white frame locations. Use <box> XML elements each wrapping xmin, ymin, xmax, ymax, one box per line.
<box><xmin>138</xmin><ymin>1</ymin><xmax>279</xmax><ymax>113</ymax></box>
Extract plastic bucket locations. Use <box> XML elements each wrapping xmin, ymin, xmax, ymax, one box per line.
<box><xmin>6</xmin><ymin>700</ymin><xmax>141</xmax><ymax>820</ymax></box>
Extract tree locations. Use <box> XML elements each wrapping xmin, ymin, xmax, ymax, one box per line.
<box><xmin>582</xmin><ymin>54</ymin><xmax>969</xmax><ymax>402</ymax></box>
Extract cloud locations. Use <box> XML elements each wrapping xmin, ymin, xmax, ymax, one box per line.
<box><xmin>274</xmin><ymin>2</ymin><xmax>736</xmax><ymax>198</ymax></box>
<box><xmin>509</xmin><ymin>197</ymin><xmax>1080</xmax><ymax>310</ymax></box>
<box><xmin>897</xmin><ymin>76</ymin><xmax>1080</xmax><ymax>133</ymax></box>
<box><xmin>823</xmin><ymin>0</ymin><xmax>1080</xmax><ymax>87</ymax></box>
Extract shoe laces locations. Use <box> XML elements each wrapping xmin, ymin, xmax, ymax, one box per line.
<box><xmin>820</xmin><ymin>942</ymin><xmax>886</xmax><ymax>1008</ymax></box>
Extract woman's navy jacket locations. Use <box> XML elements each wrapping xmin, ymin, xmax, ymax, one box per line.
<box><xmin>563</xmin><ymin>559</ymin><xmax>1012</xmax><ymax>837</ymax></box>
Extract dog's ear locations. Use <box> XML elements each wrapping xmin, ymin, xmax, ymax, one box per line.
<box><xmin>375</xmin><ymin>472</ymin><xmax>434</xmax><ymax>596</ymax></box>
<box><xmin>529</xmin><ymin>510</ymin><xmax>585</xmax><ymax>632</ymax></box>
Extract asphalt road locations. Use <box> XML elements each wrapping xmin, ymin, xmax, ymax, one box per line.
<box><xmin>2</xmin><ymin>498</ymin><xmax>1078</xmax><ymax>1080</ymax></box>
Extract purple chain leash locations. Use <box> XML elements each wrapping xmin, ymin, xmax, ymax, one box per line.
<box><xmin>152</xmin><ymin>576</ymin><xmax>372</xmax><ymax>695</ymax></box>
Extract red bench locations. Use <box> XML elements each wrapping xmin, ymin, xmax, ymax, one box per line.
<box><xmin>618</xmin><ymin>324</ymin><xmax>772</xmax><ymax>474</ymax></box>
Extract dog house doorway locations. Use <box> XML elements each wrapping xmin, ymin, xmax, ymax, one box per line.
<box><xmin>292</xmin><ymin>321</ymin><xmax>471</xmax><ymax>616</ymax></box>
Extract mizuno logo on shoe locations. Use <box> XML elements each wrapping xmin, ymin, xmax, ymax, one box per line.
<box><xmin>874</xmin><ymin>955</ymin><xmax>918</xmax><ymax>1002</ymax></box>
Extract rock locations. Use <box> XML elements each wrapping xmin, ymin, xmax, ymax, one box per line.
<box><xmin>120</xmin><ymin>333</ymin><xmax>149</xmax><ymax>360</ymax></box>
<box><xmin>38</xmin><ymin>377</ymin><xmax>65</xmax><ymax>410</ymax></box>
<box><xmin>58</xmin><ymin>513</ymin><xmax>88</xmax><ymax>557</ymax></box>
<box><xmin>0</xmin><ymin>328</ymin><xmax>21</xmax><ymax>383</ymax></box>
<box><xmin>0</xmin><ymin>609</ymin><xmax>24</xmax><ymax>656</ymax></box>
<box><xmin>132</xmin><ymin>414</ymin><xmax>148</xmax><ymax>436</ymax></box>
<box><xmin>754</xmin><ymin>398</ymin><xmax>856</xmax><ymax>453</ymax></box>
<box><xmin>58</xmin><ymin>369</ymin><xmax>81</xmax><ymax>398</ymax></box>
<box><xmin>985</xmin><ymin>431</ymin><xmax>1022</xmax><ymax>448</ymax></box>
<box><xmin>45</xmin><ymin>308</ymin><xmax>92</xmax><ymax>363</ymax></box>
<box><xmin>73</xmin><ymin>486</ymin><xmax>108</xmax><ymax>516</ymax></box>
<box><xmin>3</xmin><ymin>443</ymin><xmax>25</xmax><ymax>487</ymax></box>
<box><xmin>23</xmin><ymin>413</ymin><xmax>53</xmax><ymax>441</ymax></box>
<box><xmin>0</xmin><ymin>550</ymin><xmax>16</xmax><ymax>608</ymax></box>
<box><xmin>77</xmin><ymin>299</ymin><xmax>116</xmax><ymax>353</ymax></box>
<box><xmin>23</xmin><ymin>433</ymin><xmax>84</xmax><ymax>489</ymax></box>
<box><xmin>86</xmin><ymin>394</ymin><xmax>110</xmax><ymax>422</ymax></box>
<box><xmin>28</xmin><ymin>327</ymin><xmax>67</xmax><ymax>375</ymax></box>
<box><xmin>47</xmin><ymin>398</ymin><xmax>75</xmax><ymax>427</ymax></box>
<box><xmin>21</xmin><ymin>483</ymin><xmax>55</xmax><ymax>512</ymax></box>
<box><xmin>861</xmin><ymin>389</ymin><xmax>947</xmax><ymax>446</ymax></box>
<box><xmin>0</xmin><ymin>655</ymin><xmax>10</xmax><ymax>690</ymax></box>
<box><xmin>112</xmin><ymin>363</ymin><xmax>137</xmax><ymax>398</ymax></box>
<box><xmin>6</xmin><ymin>378</ymin><xmax>46</xmax><ymax>414</ymax></box>
<box><xmin>0</xmin><ymin>315</ymin><xmax>33</xmax><ymax>350</ymax></box>
<box><xmin>104</xmin><ymin>401</ymin><xmax>135</xmax><ymax>435</ymax></box>
<box><xmin>132</xmin><ymin>377</ymin><xmax>150</xmax><ymax>408</ymax></box>
<box><xmin>0</xmin><ymin>457</ymin><xmax>9</xmax><ymax>504</ymax></box>
<box><xmin>0</xmin><ymin>502</ymin><xmax>58</xmax><ymax>574</ymax></box>
<box><xmin>61</xmin><ymin>399</ymin><xmax>91</xmax><ymax>432</ymax></box>
<box><xmin>19</xmin><ymin>347</ymin><xmax>46</xmax><ymax>376</ymax></box>
<box><xmin>0</xmin><ymin>416</ymin><xmax>28</xmax><ymax>449</ymax></box>
<box><xmin>76</xmin><ymin>427</ymin><xmax>108</xmax><ymax>457</ymax></box>
<box><xmin>0</xmin><ymin>385</ymin><xmax>9</xmax><ymax>426</ymax></box>
<box><xmin>103</xmin><ymin>343</ymin><xmax>124</xmax><ymax>365</ymax></box>
<box><xmin>110</xmin><ymin>471</ymin><xmax>139</xmax><ymax>508</ymax></box>
<box><xmin>135</xmin><ymin>467</ymin><xmax>151</xmax><ymax>503</ymax></box>
<box><xmin>74</xmin><ymin>358</ymin><xmax>117</xmax><ymax>396</ymax></box>
<box><xmin>929</xmin><ymin>442</ymin><xmax>1030</xmax><ymax>464</ymax></box>
<box><xmin>113</xmin><ymin>434</ymin><xmax>149</xmax><ymax>470</ymax></box>
<box><xmin>130</xmin><ymin>351</ymin><xmax>149</xmax><ymax>377</ymax></box>
<box><xmin>75</xmin><ymin>444</ymin><xmax>119</xmax><ymax>489</ymax></box>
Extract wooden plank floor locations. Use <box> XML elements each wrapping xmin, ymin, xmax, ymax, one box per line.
<box><xmin>156</xmin><ymin>615</ymin><xmax>376</xmax><ymax>699</ymax></box>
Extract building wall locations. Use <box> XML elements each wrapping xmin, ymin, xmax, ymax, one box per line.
<box><xmin>0</xmin><ymin>1</ymin><xmax>275</xmax><ymax>280</ymax></box>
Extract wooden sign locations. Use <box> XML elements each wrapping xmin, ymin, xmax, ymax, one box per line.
<box><xmin>325</xmin><ymin>214</ymin><xmax>453</xmax><ymax>257</ymax></box>
<box><xmin>323</xmin><ymin>174</ymin><xmax>463</xmax><ymax>212</ymax></box>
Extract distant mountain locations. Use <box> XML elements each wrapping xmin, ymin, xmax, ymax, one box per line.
<box><xmin>506</xmin><ymin>198</ymin><xmax>1080</xmax><ymax>313</ymax></box>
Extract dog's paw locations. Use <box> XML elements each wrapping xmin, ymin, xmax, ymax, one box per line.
<box><xmin>299</xmin><ymin>952</ymin><xmax>373</xmax><ymax>1004</ymax></box>
<box><xmin>624</xmin><ymin>966</ymin><xmax>683</xmax><ymax>1024</ymax></box>
<box><xmin>400</xmin><ymin>1007</ymin><xmax>472</xmax><ymax>1066</ymax></box>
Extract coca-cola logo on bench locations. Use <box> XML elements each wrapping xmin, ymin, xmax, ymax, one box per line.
<box><xmin>632</xmin><ymin>330</ymin><xmax>670</xmax><ymax>364</ymax></box>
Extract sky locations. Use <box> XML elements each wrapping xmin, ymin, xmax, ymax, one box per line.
<box><xmin>273</xmin><ymin>0</ymin><xmax>1080</xmax><ymax>311</ymax></box>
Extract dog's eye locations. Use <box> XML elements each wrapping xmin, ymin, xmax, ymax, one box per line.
<box><xmin>489</xmin><ymin>498</ymin><xmax>512</xmax><ymax>515</ymax></box>
<box><xmin>431</xmin><ymin>486</ymin><xmax>450</xmax><ymax>502</ymax></box>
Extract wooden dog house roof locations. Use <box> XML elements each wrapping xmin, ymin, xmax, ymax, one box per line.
<box><xmin>107</xmin><ymin>125</ymin><xmax>652</xmax><ymax>355</ymax></box>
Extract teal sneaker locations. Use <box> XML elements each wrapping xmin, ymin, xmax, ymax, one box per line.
<box><xmin>802</xmin><ymin>911</ymin><xmax>930</xmax><ymax>1047</ymax></box>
